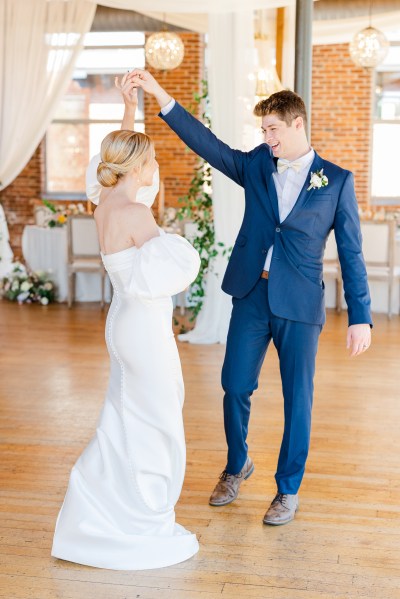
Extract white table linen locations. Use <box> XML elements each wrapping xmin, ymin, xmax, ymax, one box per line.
<box><xmin>22</xmin><ymin>225</ymin><xmax>111</xmax><ymax>303</ymax></box>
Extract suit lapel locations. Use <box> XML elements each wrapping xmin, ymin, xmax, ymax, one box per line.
<box><xmin>281</xmin><ymin>151</ymin><xmax>324</xmax><ymax>225</ymax></box>
<box><xmin>263</xmin><ymin>151</ymin><xmax>280</xmax><ymax>224</ymax></box>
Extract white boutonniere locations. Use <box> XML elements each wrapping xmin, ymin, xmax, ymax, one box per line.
<box><xmin>307</xmin><ymin>168</ymin><xmax>328</xmax><ymax>191</ymax></box>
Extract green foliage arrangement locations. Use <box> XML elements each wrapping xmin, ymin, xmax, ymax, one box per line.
<box><xmin>176</xmin><ymin>81</ymin><xmax>230</xmax><ymax>321</ymax></box>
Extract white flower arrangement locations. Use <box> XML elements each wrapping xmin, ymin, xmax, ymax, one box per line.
<box><xmin>0</xmin><ymin>262</ymin><xmax>56</xmax><ymax>305</ymax></box>
<box><xmin>162</xmin><ymin>207</ymin><xmax>182</xmax><ymax>235</ymax></box>
<box><xmin>307</xmin><ymin>169</ymin><xmax>328</xmax><ymax>191</ymax></box>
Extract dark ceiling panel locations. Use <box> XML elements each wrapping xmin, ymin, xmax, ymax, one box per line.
<box><xmin>315</xmin><ymin>0</ymin><xmax>400</xmax><ymax>21</ymax></box>
<box><xmin>92</xmin><ymin>6</ymin><xmax>187</xmax><ymax>32</ymax></box>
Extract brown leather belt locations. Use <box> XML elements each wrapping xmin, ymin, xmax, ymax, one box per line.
<box><xmin>261</xmin><ymin>270</ymin><xmax>269</xmax><ymax>280</ymax></box>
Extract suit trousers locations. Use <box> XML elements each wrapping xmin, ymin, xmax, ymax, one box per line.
<box><xmin>221</xmin><ymin>277</ymin><xmax>321</xmax><ymax>494</ymax></box>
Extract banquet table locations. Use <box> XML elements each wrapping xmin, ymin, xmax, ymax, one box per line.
<box><xmin>22</xmin><ymin>225</ymin><xmax>111</xmax><ymax>303</ymax></box>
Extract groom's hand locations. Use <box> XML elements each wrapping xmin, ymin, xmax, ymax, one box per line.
<box><xmin>128</xmin><ymin>69</ymin><xmax>172</xmax><ymax>109</ymax></box>
<box><xmin>346</xmin><ymin>324</ymin><xmax>371</xmax><ymax>357</ymax></box>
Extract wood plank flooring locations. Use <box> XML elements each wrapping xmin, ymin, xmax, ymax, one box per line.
<box><xmin>0</xmin><ymin>301</ymin><xmax>399</xmax><ymax>599</ymax></box>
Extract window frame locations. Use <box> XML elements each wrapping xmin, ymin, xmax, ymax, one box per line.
<box><xmin>370</xmin><ymin>41</ymin><xmax>400</xmax><ymax>207</ymax></box>
<box><xmin>44</xmin><ymin>35</ymin><xmax>145</xmax><ymax>200</ymax></box>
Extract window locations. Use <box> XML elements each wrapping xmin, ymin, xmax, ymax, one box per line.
<box><xmin>371</xmin><ymin>43</ymin><xmax>400</xmax><ymax>205</ymax></box>
<box><xmin>45</xmin><ymin>32</ymin><xmax>145</xmax><ymax>198</ymax></box>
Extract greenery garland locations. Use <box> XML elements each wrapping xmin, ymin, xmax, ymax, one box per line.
<box><xmin>176</xmin><ymin>80</ymin><xmax>230</xmax><ymax>322</ymax></box>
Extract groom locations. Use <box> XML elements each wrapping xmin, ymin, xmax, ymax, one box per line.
<box><xmin>130</xmin><ymin>69</ymin><xmax>372</xmax><ymax>525</ymax></box>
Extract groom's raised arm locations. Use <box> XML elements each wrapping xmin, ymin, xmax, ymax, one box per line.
<box><xmin>129</xmin><ymin>69</ymin><xmax>247</xmax><ymax>188</ymax></box>
<box><xmin>160</xmin><ymin>100</ymin><xmax>247</xmax><ymax>187</ymax></box>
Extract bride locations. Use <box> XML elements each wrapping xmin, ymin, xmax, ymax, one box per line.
<box><xmin>51</xmin><ymin>76</ymin><xmax>200</xmax><ymax>570</ymax></box>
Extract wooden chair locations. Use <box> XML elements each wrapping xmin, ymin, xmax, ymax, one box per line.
<box><xmin>360</xmin><ymin>219</ymin><xmax>399</xmax><ymax>318</ymax></box>
<box><xmin>67</xmin><ymin>214</ymin><xmax>106</xmax><ymax>309</ymax></box>
<box><xmin>323</xmin><ymin>229</ymin><xmax>343</xmax><ymax>312</ymax></box>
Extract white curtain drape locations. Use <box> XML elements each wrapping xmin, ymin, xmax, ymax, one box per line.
<box><xmin>178</xmin><ymin>12</ymin><xmax>256</xmax><ymax>344</ymax></box>
<box><xmin>0</xmin><ymin>203</ymin><xmax>13</xmax><ymax>276</ymax></box>
<box><xmin>0</xmin><ymin>0</ymin><xmax>96</xmax><ymax>190</ymax></box>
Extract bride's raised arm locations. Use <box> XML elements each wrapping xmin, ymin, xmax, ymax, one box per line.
<box><xmin>86</xmin><ymin>74</ymin><xmax>139</xmax><ymax>206</ymax></box>
<box><xmin>117</xmin><ymin>73</ymin><xmax>139</xmax><ymax>130</ymax></box>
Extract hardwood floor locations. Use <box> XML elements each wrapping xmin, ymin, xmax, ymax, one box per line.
<box><xmin>0</xmin><ymin>301</ymin><xmax>399</xmax><ymax>599</ymax></box>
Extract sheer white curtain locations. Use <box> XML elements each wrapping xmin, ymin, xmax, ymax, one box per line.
<box><xmin>0</xmin><ymin>204</ymin><xmax>13</xmax><ymax>276</ymax></box>
<box><xmin>0</xmin><ymin>0</ymin><xmax>95</xmax><ymax>190</ymax></box>
<box><xmin>179</xmin><ymin>11</ymin><xmax>256</xmax><ymax>344</ymax></box>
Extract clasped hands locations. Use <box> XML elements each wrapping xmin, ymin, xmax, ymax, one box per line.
<box><xmin>125</xmin><ymin>69</ymin><xmax>172</xmax><ymax>108</ymax></box>
<box><xmin>115</xmin><ymin>72</ymin><xmax>139</xmax><ymax>107</ymax></box>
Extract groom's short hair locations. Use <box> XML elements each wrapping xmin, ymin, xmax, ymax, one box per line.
<box><xmin>254</xmin><ymin>90</ymin><xmax>308</xmax><ymax>128</ymax></box>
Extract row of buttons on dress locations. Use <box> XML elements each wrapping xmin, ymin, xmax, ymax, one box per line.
<box><xmin>262</xmin><ymin>227</ymin><xmax>282</xmax><ymax>254</ymax></box>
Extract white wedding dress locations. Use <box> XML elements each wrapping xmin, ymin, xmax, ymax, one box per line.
<box><xmin>52</xmin><ymin>161</ymin><xmax>200</xmax><ymax>570</ymax></box>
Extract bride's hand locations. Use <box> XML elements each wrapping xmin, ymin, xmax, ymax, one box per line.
<box><xmin>127</xmin><ymin>69</ymin><xmax>171</xmax><ymax>108</ymax></box>
<box><xmin>115</xmin><ymin>73</ymin><xmax>138</xmax><ymax>107</ymax></box>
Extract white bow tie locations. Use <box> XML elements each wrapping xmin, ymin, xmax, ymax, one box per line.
<box><xmin>277</xmin><ymin>159</ymin><xmax>302</xmax><ymax>174</ymax></box>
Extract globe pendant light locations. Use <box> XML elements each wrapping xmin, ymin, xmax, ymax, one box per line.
<box><xmin>349</xmin><ymin>1</ymin><xmax>389</xmax><ymax>68</ymax></box>
<box><xmin>145</xmin><ymin>18</ymin><xmax>184</xmax><ymax>71</ymax></box>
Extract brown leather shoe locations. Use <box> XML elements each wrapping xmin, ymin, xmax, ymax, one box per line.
<box><xmin>209</xmin><ymin>457</ymin><xmax>254</xmax><ymax>506</ymax></box>
<box><xmin>263</xmin><ymin>493</ymin><xmax>299</xmax><ymax>526</ymax></box>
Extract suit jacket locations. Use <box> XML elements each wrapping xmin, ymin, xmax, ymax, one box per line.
<box><xmin>160</xmin><ymin>102</ymin><xmax>372</xmax><ymax>327</ymax></box>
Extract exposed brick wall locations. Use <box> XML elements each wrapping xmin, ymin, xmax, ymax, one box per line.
<box><xmin>144</xmin><ymin>32</ymin><xmax>204</xmax><ymax>210</ymax></box>
<box><xmin>0</xmin><ymin>143</ymin><xmax>44</xmax><ymax>259</ymax></box>
<box><xmin>311</xmin><ymin>43</ymin><xmax>373</xmax><ymax>205</ymax></box>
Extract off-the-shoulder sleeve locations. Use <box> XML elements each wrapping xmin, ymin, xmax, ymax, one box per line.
<box><xmin>128</xmin><ymin>233</ymin><xmax>200</xmax><ymax>298</ymax></box>
<box><xmin>86</xmin><ymin>154</ymin><xmax>102</xmax><ymax>205</ymax></box>
<box><xmin>85</xmin><ymin>154</ymin><xmax>160</xmax><ymax>208</ymax></box>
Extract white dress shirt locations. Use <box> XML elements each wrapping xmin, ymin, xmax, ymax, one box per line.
<box><xmin>161</xmin><ymin>98</ymin><xmax>176</xmax><ymax>115</ymax></box>
<box><xmin>264</xmin><ymin>148</ymin><xmax>314</xmax><ymax>271</ymax></box>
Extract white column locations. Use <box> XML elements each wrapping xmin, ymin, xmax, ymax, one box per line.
<box><xmin>294</xmin><ymin>0</ymin><xmax>314</xmax><ymax>136</ymax></box>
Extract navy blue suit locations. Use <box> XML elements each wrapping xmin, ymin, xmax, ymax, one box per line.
<box><xmin>161</xmin><ymin>102</ymin><xmax>372</xmax><ymax>493</ymax></box>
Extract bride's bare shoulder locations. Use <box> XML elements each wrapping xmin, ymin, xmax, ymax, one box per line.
<box><xmin>127</xmin><ymin>201</ymin><xmax>152</xmax><ymax>213</ymax></box>
<box><xmin>125</xmin><ymin>202</ymin><xmax>156</xmax><ymax>222</ymax></box>
<box><xmin>127</xmin><ymin>203</ymin><xmax>159</xmax><ymax>246</ymax></box>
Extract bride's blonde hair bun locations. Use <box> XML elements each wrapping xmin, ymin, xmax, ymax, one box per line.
<box><xmin>97</xmin><ymin>161</ymin><xmax>120</xmax><ymax>187</ymax></box>
<box><xmin>97</xmin><ymin>130</ymin><xmax>153</xmax><ymax>187</ymax></box>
